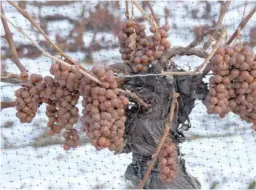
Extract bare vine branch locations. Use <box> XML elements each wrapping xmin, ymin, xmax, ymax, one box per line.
<box><xmin>160</xmin><ymin>47</ymin><xmax>209</xmax><ymax>64</ymax></box>
<box><xmin>7</xmin><ymin>1</ymin><xmax>79</xmax><ymax>66</ymax></box>
<box><xmin>1</xmin><ymin>101</ymin><xmax>16</xmax><ymax>111</ymax></box>
<box><xmin>242</xmin><ymin>1</ymin><xmax>248</xmax><ymax>19</ymax></box>
<box><xmin>1</xmin><ymin>71</ymin><xmax>26</xmax><ymax>84</ymax></box>
<box><xmin>138</xmin><ymin>92</ymin><xmax>179</xmax><ymax>189</ymax></box>
<box><xmin>203</xmin><ymin>0</ymin><xmax>231</xmax><ymax>50</ymax></box>
<box><xmin>0</xmin><ymin>3</ymin><xmax>27</xmax><ymax>77</ymax></box>
<box><xmin>146</xmin><ymin>1</ymin><xmax>159</xmax><ymax>26</ymax></box>
<box><xmin>117</xmin><ymin>46</ymin><xmax>210</xmax><ymax>77</ymax></box>
<box><xmin>130</xmin><ymin>0</ymin><xmax>158</xmax><ymax>29</ymax></box>
<box><xmin>115</xmin><ymin>72</ymin><xmax>192</xmax><ymax>78</ymax></box>
<box><xmin>1</xmin><ymin>13</ymin><xmax>151</xmax><ymax>109</ymax></box>
<box><xmin>118</xmin><ymin>89</ymin><xmax>151</xmax><ymax>108</ymax></box>
<box><xmin>160</xmin><ymin>29</ymin><xmax>226</xmax><ymax>76</ymax></box>
<box><xmin>197</xmin><ymin>30</ymin><xmax>227</xmax><ymax>73</ymax></box>
<box><xmin>125</xmin><ymin>1</ymin><xmax>130</xmax><ymax>19</ymax></box>
<box><xmin>0</xmin><ymin>13</ymin><xmax>102</xmax><ymax>85</ymax></box>
<box><xmin>217</xmin><ymin>1</ymin><xmax>232</xmax><ymax>27</ymax></box>
<box><xmin>226</xmin><ymin>6</ymin><xmax>256</xmax><ymax>45</ymax></box>
<box><xmin>1</xmin><ymin>15</ymin><xmax>151</xmax><ymax>110</ymax></box>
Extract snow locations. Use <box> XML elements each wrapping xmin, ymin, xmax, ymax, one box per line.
<box><xmin>0</xmin><ymin>145</ymin><xmax>132</xmax><ymax>189</ymax></box>
<box><xmin>1</xmin><ymin>102</ymin><xmax>255</xmax><ymax>189</ymax></box>
<box><xmin>181</xmin><ymin>101</ymin><xmax>256</xmax><ymax>189</ymax></box>
<box><xmin>1</xmin><ymin>1</ymin><xmax>256</xmax><ymax>189</ymax></box>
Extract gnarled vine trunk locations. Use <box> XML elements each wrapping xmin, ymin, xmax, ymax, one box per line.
<box><xmin>122</xmin><ymin>69</ymin><xmax>208</xmax><ymax>189</ymax></box>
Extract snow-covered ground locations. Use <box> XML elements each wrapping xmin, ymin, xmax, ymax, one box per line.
<box><xmin>1</xmin><ymin>102</ymin><xmax>255</xmax><ymax>189</ymax></box>
<box><xmin>0</xmin><ymin>145</ymin><xmax>132</xmax><ymax>189</ymax></box>
<box><xmin>1</xmin><ymin>1</ymin><xmax>256</xmax><ymax>189</ymax></box>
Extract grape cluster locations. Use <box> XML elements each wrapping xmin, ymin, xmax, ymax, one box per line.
<box><xmin>45</xmin><ymin>89</ymin><xmax>79</xmax><ymax>132</ymax></box>
<box><xmin>45</xmin><ymin>89</ymin><xmax>80</xmax><ymax>150</ymax></box>
<box><xmin>118</xmin><ymin>20</ymin><xmax>170</xmax><ymax>73</ymax></box>
<box><xmin>45</xmin><ymin>62</ymin><xmax>82</xmax><ymax>149</ymax></box>
<box><xmin>50</xmin><ymin>61</ymin><xmax>83</xmax><ymax>91</ymax></box>
<box><xmin>14</xmin><ymin>59</ymin><xmax>129</xmax><ymax>151</ymax></box>
<box><xmin>206</xmin><ymin>45</ymin><xmax>256</xmax><ymax>124</ymax></box>
<box><xmin>158</xmin><ymin>140</ymin><xmax>177</xmax><ymax>183</ymax></box>
<box><xmin>80</xmin><ymin>66</ymin><xmax>129</xmax><ymax>151</ymax></box>
<box><xmin>15</xmin><ymin>72</ymin><xmax>80</xmax><ymax>150</ymax></box>
<box><xmin>15</xmin><ymin>74</ymin><xmax>42</xmax><ymax>123</ymax></box>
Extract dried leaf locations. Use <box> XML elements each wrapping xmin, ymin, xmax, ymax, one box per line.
<box><xmin>127</xmin><ymin>32</ymin><xmax>137</xmax><ymax>62</ymax></box>
<box><xmin>128</xmin><ymin>32</ymin><xmax>137</xmax><ymax>51</ymax></box>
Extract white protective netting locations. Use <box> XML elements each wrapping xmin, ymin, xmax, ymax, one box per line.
<box><xmin>1</xmin><ymin>1</ymin><xmax>256</xmax><ymax>189</ymax></box>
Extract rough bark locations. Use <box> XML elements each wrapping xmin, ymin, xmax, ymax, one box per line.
<box><xmin>122</xmin><ymin>67</ymin><xmax>208</xmax><ymax>189</ymax></box>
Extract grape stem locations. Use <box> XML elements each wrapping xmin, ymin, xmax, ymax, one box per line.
<box><xmin>0</xmin><ymin>3</ymin><xmax>28</xmax><ymax>77</ymax></box>
<box><xmin>137</xmin><ymin>92</ymin><xmax>179</xmax><ymax>189</ymax></box>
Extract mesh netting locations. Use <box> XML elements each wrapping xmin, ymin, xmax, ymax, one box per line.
<box><xmin>1</xmin><ymin>1</ymin><xmax>256</xmax><ymax>189</ymax></box>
